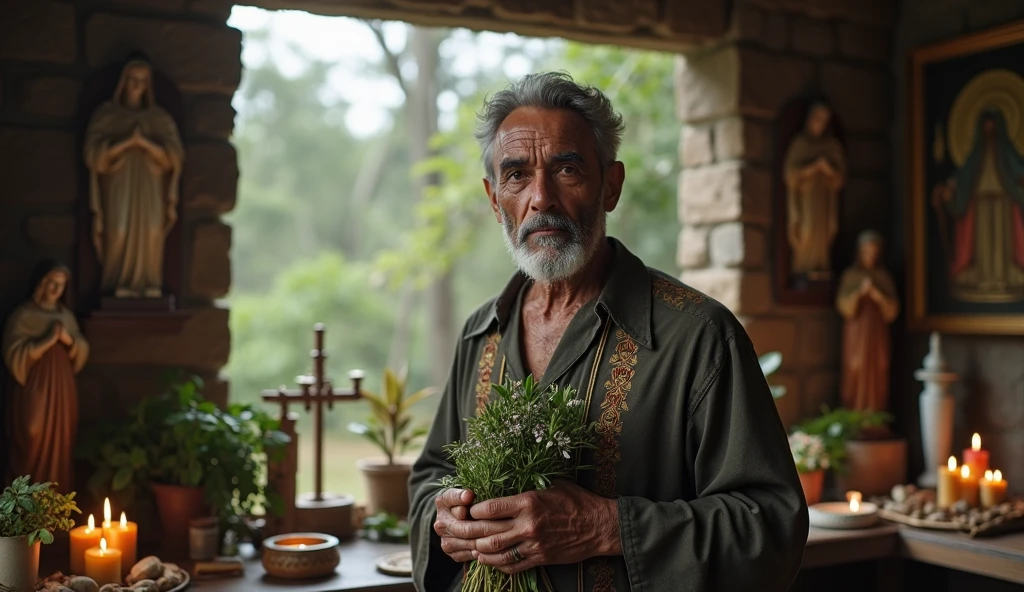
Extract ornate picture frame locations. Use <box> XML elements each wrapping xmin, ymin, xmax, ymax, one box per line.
<box><xmin>908</xmin><ymin>21</ymin><xmax>1024</xmax><ymax>335</ymax></box>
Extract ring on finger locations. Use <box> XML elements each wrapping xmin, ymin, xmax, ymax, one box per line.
<box><xmin>511</xmin><ymin>545</ymin><xmax>524</xmax><ymax>563</ymax></box>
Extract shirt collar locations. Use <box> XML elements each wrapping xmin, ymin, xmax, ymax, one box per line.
<box><xmin>464</xmin><ymin>237</ymin><xmax>653</xmax><ymax>349</ymax></box>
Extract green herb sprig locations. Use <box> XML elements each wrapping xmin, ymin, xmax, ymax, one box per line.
<box><xmin>0</xmin><ymin>475</ymin><xmax>80</xmax><ymax>546</ymax></box>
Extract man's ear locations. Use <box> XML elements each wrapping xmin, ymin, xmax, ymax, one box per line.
<box><xmin>484</xmin><ymin>177</ymin><xmax>502</xmax><ymax>223</ymax></box>
<box><xmin>603</xmin><ymin>161</ymin><xmax>625</xmax><ymax>212</ymax></box>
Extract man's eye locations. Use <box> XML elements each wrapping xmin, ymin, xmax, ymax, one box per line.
<box><xmin>560</xmin><ymin>165</ymin><xmax>577</xmax><ymax>175</ymax></box>
<box><xmin>508</xmin><ymin>171</ymin><xmax>523</xmax><ymax>181</ymax></box>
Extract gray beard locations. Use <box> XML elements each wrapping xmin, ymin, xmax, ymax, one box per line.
<box><xmin>499</xmin><ymin>203</ymin><xmax>605</xmax><ymax>283</ymax></box>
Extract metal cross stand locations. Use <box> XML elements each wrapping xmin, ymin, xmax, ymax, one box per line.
<box><xmin>262</xmin><ymin>323</ymin><xmax>364</xmax><ymax>540</ymax></box>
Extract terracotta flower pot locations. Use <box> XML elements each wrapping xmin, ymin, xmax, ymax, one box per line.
<box><xmin>151</xmin><ymin>483</ymin><xmax>209</xmax><ymax>560</ymax></box>
<box><xmin>798</xmin><ymin>469</ymin><xmax>825</xmax><ymax>506</ymax></box>
<box><xmin>835</xmin><ymin>438</ymin><xmax>908</xmax><ymax>497</ymax></box>
<box><xmin>357</xmin><ymin>458</ymin><xmax>413</xmax><ymax>518</ymax></box>
<box><xmin>0</xmin><ymin>535</ymin><xmax>40</xmax><ymax>592</ymax></box>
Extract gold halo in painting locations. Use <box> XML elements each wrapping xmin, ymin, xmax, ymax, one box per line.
<box><xmin>948</xmin><ymin>68</ymin><xmax>1024</xmax><ymax>166</ymax></box>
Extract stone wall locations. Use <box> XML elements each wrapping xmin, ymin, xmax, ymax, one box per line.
<box><xmin>674</xmin><ymin>0</ymin><xmax>894</xmax><ymax>428</ymax></box>
<box><xmin>0</xmin><ymin>0</ymin><xmax>238</xmax><ymax>445</ymax></box>
<box><xmin>891</xmin><ymin>0</ymin><xmax>1024</xmax><ymax>493</ymax></box>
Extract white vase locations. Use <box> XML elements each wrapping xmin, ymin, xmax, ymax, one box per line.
<box><xmin>914</xmin><ymin>332</ymin><xmax>959</xmax><ymax>488</ymax></box>
<box><xmin>0</xmin><ymin>535</ymin><xmax>41</xmax><ymax>592</ymax></box>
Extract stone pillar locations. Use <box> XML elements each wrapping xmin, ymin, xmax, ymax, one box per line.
<box><xmin>674</xmin><ymin>0</ymin><xmax>894</xmax><ymax>428</ymax></box>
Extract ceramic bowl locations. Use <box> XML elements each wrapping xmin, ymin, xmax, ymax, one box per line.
<box><xmin>262</xmin><ymin>532</ymin><xmax>341</xmax><ymax>578</ymax></box>
<box><xmin>808</xmin><ymin>501</ymin><xmax>879</xmax><ymax>529</ymax></box>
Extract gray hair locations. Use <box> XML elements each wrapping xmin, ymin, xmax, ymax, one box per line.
<box><xmin>475</xmin><ymin>71</ymin><xmax>625</xmax><ymax>182</ymax></box>
<box><xmin>857</xmin><ymin>229</ymin><xmax>883</xmax><ymax>247</ymax></box>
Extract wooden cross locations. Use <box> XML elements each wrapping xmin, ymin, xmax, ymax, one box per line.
<box><xmin>261</xmin><ymin>323</ymin><xmax>363</xmax><ymax>502</ymax></box>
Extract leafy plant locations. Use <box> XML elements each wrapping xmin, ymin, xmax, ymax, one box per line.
<box><xmin>348</xmin><ymin>366</ymin><xmax>437</xmax><ymax>465</ymax></box>
<box><xmin>758</xmin><ymin>351</ymin><xmax>786</xmax><ymax>399</ymax></box>
<box><xmin>788</xmin><ymin>432</ymin><xmax>830</xmax><ymax>474</ymax></box>
<box><xmin>793</xmin><ymin>406</ymin><xmax>893</xmax><ymax>474</ymax></box>
<box><xmin>359</xmin><ymin>512</ymin><xmax>409</xmax><ymax>543</ymax></box>
<box><xmin>0</xmin><ymin>476</ymin><xmax>80</xmax><ymax>545</ymax></box>
<box><xmin>78</xmin><ymin>374</ymin><xmax>290</xmax><ymax>537</ymax></box>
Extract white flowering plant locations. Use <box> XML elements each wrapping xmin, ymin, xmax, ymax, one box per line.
<box><xmin>440</xmin><ymin>375</ymin><xmax>596</xmax><ymax>592</ymax></box>
<box><xmin>788</xmin><ymin>431</ymin><xmax>830</xmax><ymax>474</ymax></box>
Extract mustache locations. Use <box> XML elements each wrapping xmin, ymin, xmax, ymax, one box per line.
<box><xmin>516</xmin><ymin>213</ymin><xmax>579</xmax><ymax>243</ymax></box>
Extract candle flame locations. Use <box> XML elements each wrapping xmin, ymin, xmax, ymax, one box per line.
<box><xmin>100</xmin><ymin>537</ymin><xmax>107</xmax><ymax>553</ymax></box>
<box><xmin>994</xmin><ymin>470</ymin><xmax>1002</xmax><ymax>482</ymax></box>
<box><xmin>103</xmin><ymin>498</ymin><xmax>111</xmax><ymax>526</ymax></box>
<box><xmin>972</xmin><ymin>433</ymin><xmax>981</xmax><ymax>451</ymax></box>
<box><xmin>87</xmin><ymin>514</ymin><xmax>95</xmax><ymax>532</ymax></box>
<box><xmin>846</xmin><ymin>491</ymin><xmax>863</xmax><ymax>512</ymax></box>
<box><xmin>120</xmin><ymin>512</ymin><xmax>127</xmax><ymax>528</ymax></box>
<box><xmin>961</xmin><ymin>464</ymin><xmax>970</xmax><ymax>478</ymax></box>
<box><xmin>850</xmin><ymin>497</ymin><xmax>861</xmax><ymax>512</ymax></box>
<box><xmin>985</xmin><ymin>470</ymin><xmax>994</xmax><ymax>481</ymax></box>
<box><xmin>948</xmin><ymin>456</ymin><xmax>957</xmax><ymax>471</ymax></box>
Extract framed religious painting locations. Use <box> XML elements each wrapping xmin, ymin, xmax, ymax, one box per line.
<box><xmin>908</xmin><ymin>21</ymin><xmax>1024</xmax><ymax>334</ymax></box>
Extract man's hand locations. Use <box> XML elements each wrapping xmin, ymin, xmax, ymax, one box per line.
<box><xmin>460</xmin><ymin>482</ymin><xmax>620</xmax><ymax>575</ymax></box>
<box><xmin>434</xmin><ymin>488</ymin><xmax>476</xmax><ymax>563</ymax></box>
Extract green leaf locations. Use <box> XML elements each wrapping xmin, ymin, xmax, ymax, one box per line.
<box><xmin>38</xmin><ymin>529</ymin><xmax>54</xmax><ymax>544</ymax></box>
<box><xmin>759</xmin><ymin>351</ymin><xmax>782</xmax><ymax>377</ymax></box>
<box><xmin>112</xmin><ymin>467</ymin><xmax>134</xmax><ymax>491</ymax></box>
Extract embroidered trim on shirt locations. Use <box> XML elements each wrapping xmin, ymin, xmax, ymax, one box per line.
<box><xmin>591</xmin><ymin>562</ymin><xmax>616</xmax><ymax>592</ymax></box>
<box><xmin>474</xmin><ymin>332</ymin><xmax>501</xmax><ymax>415</ymax></box>
<box><xmin>652</xmin><ymin>275</ymin><xmax>704</xmax><ymax>308</ymax></box>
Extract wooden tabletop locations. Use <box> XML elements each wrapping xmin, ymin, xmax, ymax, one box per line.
<box><xmin>802</xmin><ymin>524</ymin><xmax>900</xmax><ymax>569</ymax></box>
<box><xmin>898</xmin><ymin>526</ymin><xmax>1024</xmax><ymax>584</ymax></box>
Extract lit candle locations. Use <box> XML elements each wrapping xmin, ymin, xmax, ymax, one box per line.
<box><xmin>847</xmin><ymin>490</ymin><xmax>863</xmax><ymax>512</ymax></box>
<box><xmin>962</xmin><ymin>433</ymin><xmax>990</xmax><ymax>476</ymax></box>
<box><xmin>104</xmin><ymin>511</ymin><xmax>138</xmax><ymax>574</ymax></box>
<box><xmin>959</xmin><ymin>464</ymin><xmax>980</xmax><ymax>507</ymax></box>
<box><xmin>980</xmin><ymin>470</ymin><xmax>1008</xmax><ymax>509</ymax></box>
<box><xmin>937</xmin><ymin>456</ymin><xmax>961</xmax><ymax>509</ymax></box>
<box><xmin>69</xmin><ymin>514</ymin><xmax>102</xmax><ymax>575</ymax></box>
<box><xmin>84</xmin><ymin>537</ymin><xmax>121</xmax><ymax>586</ymax></box>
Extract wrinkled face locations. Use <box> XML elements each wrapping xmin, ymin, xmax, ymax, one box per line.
<box><xmin>859</xmin><ymin>241</ymin><xmax>881</xmax><ymax>269</ymax></box>
<box><xmin>36</xmin><ymin>271</ymin><xmax>67</xmax><ymax>307</ymax></box>
<box><xmin>483</xmin><ymin>107</ymin><xmax>624</xmax><ymax>283</ymax></box>
<box><xmin>807</xmin><ymin>106</ymin><xmax>831</xmax><ymax>137</ymax></box>
<box><xmin>123</xmin><ymin>65</ymin><xmax>151</xmax><ymax>107</ymax></box>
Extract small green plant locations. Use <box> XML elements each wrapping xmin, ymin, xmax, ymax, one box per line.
<box><xmin>348</xmin><ymin>366</ymin><xmax>437</xmax><ymax>465</ymax></box>
<box><xmin>759</xmin><ymin>351</ymin><xmax>787</xmax><ymax>399</ymax></box>
<box><xmin>359</xmin><ymin>512</ymin><xmax>409</xmax><ymax>543</ymax></box>
<box><xmin>793</xmin><ymin>406</ymin><xmax>893</xmax><ymax>474</ymax></box>
<box><xmin>0</xmin><ymin>476</ymin><xmax>80</xmax><ymax>545</ymax></box>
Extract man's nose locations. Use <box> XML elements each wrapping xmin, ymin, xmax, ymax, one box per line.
<box><xmin>527</xmin><ymin>173</ymin><xmax>557</xmax><ymax>212</ymax></box>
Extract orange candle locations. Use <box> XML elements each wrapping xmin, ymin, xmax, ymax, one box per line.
<box><xmin>937</xmin><ymin>456</ymin><xmax>961</xmax><ymax>509</ymax></box>
<box><xmin>959</xmin><ymin>464</ymin><xmax>980</xmax><ymax>507</ymax></box>
<box><xmin>980</xmin><ymin>470</ymin><xmax>1008</xmax><ymax>509</ymax></box>
<box><xmin>84</xmin><ymin>537</ymin><xmax>121</xmax><ymax>586</ymax></box>
<box><xmin>104</xmin><ymin>511</ymin><xmax>138</xmax><ymax>574</ymax></box>
<box><xmin>69</xmin><ymin>514</ymin><xmax>102</xmax><ymax>575</ymax></box>
<box><xmin>962</xmin><ymin>433</ymin><xmax>990</xmax><ymax>476</ymax></box>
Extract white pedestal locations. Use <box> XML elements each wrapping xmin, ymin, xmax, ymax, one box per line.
<box><xmin>917</xmin><ymin>391</ymin><xmax>955</xmax><ymax>488</ymax></box>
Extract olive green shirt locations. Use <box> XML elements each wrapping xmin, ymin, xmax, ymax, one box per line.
<box><xmin>409</xmin><ymin>238</ymin><xmax>808</xmax><ymax>592</ymax></box>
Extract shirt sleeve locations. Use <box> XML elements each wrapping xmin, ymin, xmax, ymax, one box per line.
<box><xmin>615</xmin><ymin>331</ymin><xmax>809</xmax><ymax>592</ymax></box>
<box><xmin>409</xmin><ymin>333</ymin><xmax>470</xmax><ymax>592</ymax></box>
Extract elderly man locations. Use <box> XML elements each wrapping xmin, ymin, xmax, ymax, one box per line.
<box><xmin>409</xmin><ymin>72</ymin><xmax>808</xmax><ymax>592</ymax></box>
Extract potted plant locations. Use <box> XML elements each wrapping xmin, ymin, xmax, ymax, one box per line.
<box><xmin>349</xmin><ymin>367</ymin><xmax>436</xmax><ymax>517</ymax></box>
<box><xmin>80</xmin><ymin>374</ymin><xmax>289</xmax><ymax>558</ymax></box>
<box><xmin>793</xmin><ymin>406</ymin><xmax>897</xmax><ymax>496</ymax></box>
<box><xmin>788</xmin><ymin>431</ymin><xmax>830</xmax><ymax>505</ymax></box>
<box><xmin>0</xmin><ymin>476</ymin><xmax>79</xmax><ymax>592</ymax></box>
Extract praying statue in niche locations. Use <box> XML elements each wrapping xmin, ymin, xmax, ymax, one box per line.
<box><xmin>2</xmin><ymin>261</ymin><xmax>90</xmax><ymax>492</ymax></box>
<box><xmin>783</xmin><ymin>101</ymin><xmax>847</xmax><ymax>280</ymax></box>
<box><xmin>84</xmin><ymin>56</ymin><xmax>185</xmax><ymax>299</ymax></box>
<box><xmin>835</xmin><ymin>231</ymin><xmax>899</xmax><ymax>414</ymax></box>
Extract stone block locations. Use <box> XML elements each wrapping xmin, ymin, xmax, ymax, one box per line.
<box><xmin>0</xmin><ymin>129</ymin><xmax>77</xmax><ymax>205</ymax></box>
<box><xmin>821</xmin><ymin>62</ymin><xmax>889</xmax><ymax>134</ymax></box>
<box><xmin>675</xmin><ymin>49</ymin><xmax>739</xmax><ymax>123</ymax></box>
<box><xmin>846</xmin><ymin>137</ymin><xmax>890</xmax><ymax>175</ymax></box>
<box><xmin>189</xmin><ymin>220</ymin><xmax>232</xmax><ymax>299</ymax></box>
<box><xmin>679</xmin><ymin>269</ymin><xmax>772</xmax><ymax>315</ymax></box>
<box><xmin>0</xmin><ymin>1</ymin><xmax>76</xmax><ymax>64</ymax></box>
<box><xmin>790</xmin><ymin>15</ymin><xmax>833</xmax><ymax>56</ymax></box>
<box><xmin>184</xmin><ymin>94</ymin><xmax>236</xmax><ymax>139</ymax></box>
<box><xmin>678</xmin><ymin>162</ymin><xmax>771</xmax><ymax>225</ymax></box>
<box><xmin>87</xmin><ymin>306</ymin><xmax>230</xmax><ymax>371</ymax></box>
<box><xmin>797</xmin><ymin>316</ymin><xmax>839</xmax><ymax>369</ymax></box>
<box><xmin>803</xmin><ymin>371</ymin><xmax>838</xmax><ymax>419</ymax></box>
<box><xmin>739</xmin><ymin>316</ymin><xmax>797</xmax><ymax>362</ymax></box>
<box><xmin>677</xmin><ymin>226</ymin><xmax>709</xmax><ymax>269</ymax></box>
<box><xmin>661</xmin><ymin>0</ymin><xmax>730</xmax><ymax>39</ymax></box>
<box><xmin>77</xmin><ymin>366</ymin><xmax>228</xmax><ymax>425</ymax></box>
<box><xmin>20</xmin><ymin>77</ymin><xmax>82</xmax><ymax>119</ymax></box>
<box><xmin>26</xmin><ymin>215</ymin><xmax>76</xmax><ymax>248</ymax></box>
<box><xmin>86</xmin><ymin>14</ymin><xmax>242</xmax><ymax>95</ymax></box>
<box><xmin>492</xmin><ymin>0</ymin><xmax>573</xmax><ymax>24</ymax></box>
<box><xmin>771</xmin><ymin>372</ymin><xmax>802</xmax><ymax>428</ymax></box>
<box><xmin>681</xmin><ymin>125</ymin><xmax>714</xmax><ymax>167</ymax></box>
<box><xmin>728</xmin><ymin>2</ymin><xmax>762</xmax><ymax>43</ymax></box>
<box><xmin>761</xmin><ymin>10</ymin><xmax>788</xmax><ymax>51</ymax></box>
<box><xmin>840</xmin><ymin>177</ymin><xmax>889</xmax><ymax>247</ymax></box>
<box><xmin>837</xmin><ymin>22</ymin><xmax>891</xmax><ymax>62</ymax></box>
<box><xmin>709</xmin><ymin>222</ymin><xmax>766</xmax><ymax>268</ymax></box>
<box><xmin>738</xmin><ymin>48</ymin><xmax>815</xmax><ymax>118</ymax></box>
<box><xmin>714</xmin><ymin>116</ymin><xmax>770</xmax><ymax>163</ymax></box>
<box><xmin>183</xmin><ymin>141</ymin><xmax>238</xmax><ymax>213</ymax></box>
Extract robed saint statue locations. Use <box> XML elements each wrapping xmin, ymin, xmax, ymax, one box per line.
<box><xmin>2</xmin><ymin>261</ymin><xmax>90</xmax><ymax>492</ymax></box>
<box><xmin>84</xmin><ymin>57</ymin><xmax>185</xmax><ymax>299</ymax></box>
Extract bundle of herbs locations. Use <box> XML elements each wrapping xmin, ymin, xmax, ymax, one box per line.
<box><xmin>440</xmin><ymin>376</ymin><xmax>596</xmax><ymax>592</ymax></box>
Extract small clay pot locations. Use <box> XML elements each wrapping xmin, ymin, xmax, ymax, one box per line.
<box><xmin>357</xmin><ymin>458</ymin><xmax>413</xmax><ymax>518</ymax></box>
<box><xmin>0</xmin><ymin>535</ymin><xmax>40</xmax><ymax>592</ymax></box>
<box><xmin>799</xmin><ymin>469</ymin><xmax>826</xmax><ymax>506</ymax></box>
<box><xmin>261</xmin><ymin>533</ymin><xmax>340</xmax><ymax>579</ymax></box>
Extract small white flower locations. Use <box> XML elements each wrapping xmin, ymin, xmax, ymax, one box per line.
<box><xmin>562</xmin><ymin>450</ymin><xmax>570</xmax><ymax>459</ymax></box>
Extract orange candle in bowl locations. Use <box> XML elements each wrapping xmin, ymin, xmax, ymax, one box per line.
<box><xmin>69</xmin><ymin>514</ymin><xmax>102</xmax><ymax>575</ymax></box>
<box><xmin>84</xmin><ymin>537</ymin><xmax>121</xmax><ymax>586</ymax></box>
<box><xmin>980</xmin><ymin>470</ymin><xmax>1008</xmax><ymax>509</ymax></box>
<box><xmin>937</xmin><ymin>456</ymin><xmax>961</xmax><ymax>509</ymax></box>
<box><xmin>104</xmin><ymin>511</ymin><xmax>138</xmax><ymax>574</ymax></box>
<box><xmin>962</xmin><ymin>433</ymin><xmax>990</xmax><ymax>476</ymax></box>
<box><xmin>959</xmin><ymin>464</ymin><xmax>980</xmax><ymax>507</ymax></box>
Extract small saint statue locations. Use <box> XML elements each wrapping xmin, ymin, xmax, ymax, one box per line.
<box><xmin>84</xmin><ymin>55</ymin><xmax>185</xmax><ymax>299</ymax></box>
<box><xmin>836</xmin><ymin>231</ymin><xmax>899</xmax><ymax>414</ymax></box>
<box><xmin>2</xmin><ymin>261</ymin><xmax>90</xmax><ymax>492</ymax></box>
<box><xmin>784</xmin><ymin>101</ymin><xmax>847</xmax><ymax>279</ymax></box>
